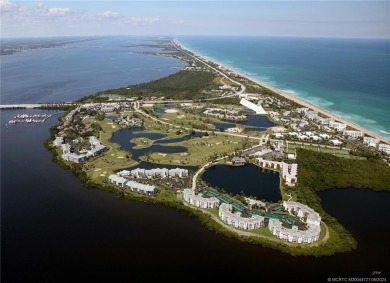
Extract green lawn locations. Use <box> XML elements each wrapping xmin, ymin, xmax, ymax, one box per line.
<box><xmin>145</xmin><ymin>134</ymin><xmax>245</xmax><ymax>166</ymax></box>
<box><xmin>250</xmin><ymin>226</ymin><xmax>275</xmax><ymax>237</ymax></box>
<box><xmin>82</xmin><ymin>117</ymin><xmax>138</xmax><ymax>181</ymax></box>
<box><xmin>156</xmin><ymin>189</ymin><xmax>178</xmax><ymax>202</ymax></box>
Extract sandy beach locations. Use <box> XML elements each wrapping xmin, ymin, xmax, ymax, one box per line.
<box><xmin>176</xmin><ymin>40</ymin><xmax>389</xmax><ymax>145</ymax></box>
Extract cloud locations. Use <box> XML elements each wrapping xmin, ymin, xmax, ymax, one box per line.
<box><xmin>46</xmin><ymin>7</ymin><xmax>71</xmax><ymax>16</ymax></box>
<box><xmin>35</xmin><ymin>2</ymin><xmax>71</xmax><ymax>17</ymax></box>
<box><xmin>124</xmin><ymin>17</ymin><xmax>159</xmax><ymax>25</ymax></box>
<box><xmin>0</xmin><ymin>0</ymin><xmax>20</xmax><ymax>13</ymax></box>
<box><xmin>99</xmin><ymin>10</ymin><xmax>120</xmax><ymax>18</ymax></box>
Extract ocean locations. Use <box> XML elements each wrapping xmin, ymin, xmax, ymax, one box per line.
<box><xmin>1</xmin><ymin>36</ymin><xmax>185</xmax><ymax>103</ymax></box>
<box><xmin>177</xmin><ymin>36</ymin><xmax>390</xmax><ymax>137</ymax></box>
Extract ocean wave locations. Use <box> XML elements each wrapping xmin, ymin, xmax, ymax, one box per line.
<box><xmin>380</xmin><ymin>130</ymin><xmax>390</xmax><ymax>135</ymax></box>
<box><xmin>333</xmin><ymin>111</ymin><xmax>377</xmax><ymax>125</ymax></box>
<box><xmin>306</xmin><ymin>96</ymin><xmax>335</xmax><ymax>107</ymax></box>
<box><xmin>281</xmin><ymin>89</ymin><xmax>296</xmax><ymax>95</ymax></box>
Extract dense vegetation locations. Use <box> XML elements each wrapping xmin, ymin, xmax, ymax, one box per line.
<box><xmin>208</xmin><ymin>97</ymin><xmax>240</xmax><ymax>105</ymax></box>
<box><xmin>297</xmin><ymin>149</ymin><xmax>390</xmax><ymax>191</ymax></box>
<box><xmin>285</xmin><ymin>148</ymin><xmax>390</xmax><ymax>255</ymax></box>
<box><xmin>80</xmin><ymin>70</ymin><xmax>219</xmax><ymax>101</ymax></box>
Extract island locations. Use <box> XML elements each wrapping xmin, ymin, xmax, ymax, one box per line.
<box><xmin>43</xmin><ymin>38</ymin><xmax>390</xmax><ymax>256</ymax></box>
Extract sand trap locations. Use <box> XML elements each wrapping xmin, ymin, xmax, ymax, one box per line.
<box><xmin>106</xmin><ymin>122</ymin><xmax>113</xmax><ymax>125</ymax></box>
<box><xmin>271</xmin><ymin>126</ymin><xmax>287</xmax><ymax>132</ymax></box>
<box><xmin>143</xmin><ymin>104</ymin><xmax>154</xmax><ymax>107</ymax></box>
<box><xmin>112</xmin><ymin>125</ymin><xmax>116</xmax><ymax>128</ymax></box>
<box><xmin>94</xmin><ymin>168</ymin><xmax>101</xmax><ymax>171</ymax></box>
<box><xmin>165</xmin><ymin>109</ymin><xmax>179</xmax><ymax>113</ymax></box>
<box><xmin>216</xmin><ymin>142</ymin><xmax>222</xmax><ymax>145</ymax></box>
<box><xmin>158</xmin><ymin>153</ymin><xmax>167</xmax><ymax>156</ymax></box>
<box><xmin>117</xmin><ymin>156</ymin><xmax>124</xmax><ymax>159</ymax></box>
<box><xmin>177</xmin><ymin>115</ymin><xmax>186</xmax><ymax>119</ymax></box>
<box><xmin>173</xmin><ymin>160</ymin><xmax>180</xmax><ymax>163</ymax></box>
<box><xmin>180</xmin><ymin>152</ymin><xmax>188</xmax><ymax>156</ymax></box>
<box><xmin>99</xmin><ymin>174</ymin><xmax>106</xmax><ymax>177</ymax></box>
<box><xmin>111</xmin><ymin>154</ymin><xmax>115</xmax><ymax>156</ymax></box>
<box><xmin>103</xmin><ymin>171</ymin><xmax>107</xmax><ymax>174</ymax></box>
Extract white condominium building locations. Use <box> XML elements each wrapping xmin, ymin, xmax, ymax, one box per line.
<box><xmin>183</xmin><ymin>189</ymin><xmax>219</xmax><ymax>208</ymax></box>
<box><xmin>129</xmin><ymin>168</ymin><xmax>189</xmax><ymax>178</ymax></box>
<box><xmin>363</xmin><ymin>137</ymin><xmax>379</xmax><ymax>147</ymax></box>
<box><xmin>108</xmin><ymin>174</ymin><xmax>128</xmax><ymax>187</ymax></box>
<box><xmin>343</xmin><ymin>130</ymin><xmax>363</xmax><ymax>139</ymax></box>
<box><xmin>328</xmin><ymin>121</ymin><xmax>347</xmax><ymax>132</ymax></box>
<box><xmin>255</xmin><ymin>158</ymin><xmax>298</xmax><ymax>187</ymax></box>
<box><xmin>378</xmin><ymin>144</ymin><xmax>390</xmax><ymax>154</ymax></box>
<box><xmin>268</xmin><ymin>201</ymin><xmax>321</xmax><ymax>244</ymax></box>
<box><xmin>125</xmin><ymin>180</ymin><xmax>157</xmax><ymax>195</ymax></box>
<box><xmin>57</xmin><ymin>135</ymin><xmax>107</xmax><ymax>163</ymax></box>
<box><xmin>268</xmin><ymin>219</ymin><xmax>320</xmax><ymax>244</ymax></box>
<box><xmin>219</xmin><ymin>203</ymin><xmax>264</xmax><ymax>230</ymax></box>
<box><xmin>283</xmin><ymin>201</ymin><xmax>321</xmax><ymax>226</ymax></box>
<box><xmin>281</xmin><ymin>163</ymin><xmax>298</xmax><ymax>187</ymax></box>
<box><xmin>108</xmin><ymin>174</ymin><xmax>157</xmax><ymax>195</ymax></box>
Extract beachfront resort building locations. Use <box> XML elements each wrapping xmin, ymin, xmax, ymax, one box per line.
<box><xmin>219</xmin><ymin>203</ymin><xmax>264</xmax><ymax>230</ymax></box>
<box><xmin>268</xmin><ymin>201</ymin><xmax>321</xmax><ymax>243</ymax></box>
<box><xmin>378</xmin><ymin>144</ymin><xmax>390</xmax><ymax>155</ymax></box>
<box><xmin>363</xmin><ymin>137</ymin><xmax>379</xmax><ymax>147</ymax></box>
<box><xmin>255</xmin><ymin>158</ymin><xmax>298</xmax><ymax>187</ymax></box>
<box><xmin>328</xmin><ymin>121</ymin><xmax>347</xmax><ymax>132</ymax></box>
<box><xmin>183</xmin><ymin>189</ymin><xmax>219</xmax><ymax>208</ymax></box>
<box><xmin>108</xmin><ymin>174</ymin><xmax>157</xmax><ymax>195</ymax></box>
<box><xmin>343</xmin><ymin>130</ymin><xmax>363</xmax><ymax>139</ymax></box>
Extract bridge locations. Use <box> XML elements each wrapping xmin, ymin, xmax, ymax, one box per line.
<box><xmin>0</xmin><ymin>104</ymin><xmax>43</xmax><ymax>109</ymax></box>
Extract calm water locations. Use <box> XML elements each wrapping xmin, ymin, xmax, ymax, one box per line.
<box><xmin>1</xmin><ymin>36</ymin><xmax>185</xmax><ymax>103</ymax></box>
<box><xmin>108</xmin><ymin>127</ymin><xmax>188</xmax><ymax>160</ymax></box>
<box><xmin>215</xmin><ymin>115</ymin><xmax>276</xmax><ymax>131</ymax></box>
<box><xmin>154</xmin><ymin>104</ymin><xmax>178</xmax><ymax>113</ymax></box>
<box><xmin>177</xmin><ymin>36</ymin><xmax>390</xmax><ymax>137</ymax></box>
<box><xmin>2</xmin><ymin>109</ymin><xmax>390</xmax><ymax>282</ymax></box>
<box><xmin>201</xmin><ymin>164</ymin><xmax>281</xmax><ymax>202</ymax></box>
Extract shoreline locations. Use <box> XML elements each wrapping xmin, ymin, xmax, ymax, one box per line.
<box><xmin>175</xmin><ymin>39</ymin><xmax>389</xmax><ymax>145</ymax></box>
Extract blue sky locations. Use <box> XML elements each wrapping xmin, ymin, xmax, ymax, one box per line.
<box><xmin>1</xmin><ymin>1</ymin><xmax>389</xmax><ymax>38</ymax></box>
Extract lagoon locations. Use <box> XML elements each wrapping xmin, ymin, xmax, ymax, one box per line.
<box><xmin>201</xmin><ymin>164</ymin><xmax>281</xmax><ymax>202</ymax></box>
<box><xmin>109</xmin><ymin>127</ymin><xmax>188</xmax><ymax>161</ymax></box>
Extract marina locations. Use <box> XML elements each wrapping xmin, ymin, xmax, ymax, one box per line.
<box><xmin>7</xmin><ymin>113</ymin><xmax>56</xmax><ymax>125</ymax></box>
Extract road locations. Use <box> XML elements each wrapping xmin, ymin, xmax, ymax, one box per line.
<box><xmin>172</xmin><ymin>40</ymin><xmax>246</xmax><ymax>98</ymax></box>
<box><xmin>133</xmin><ymin>101</ymin><xmax>262</xmax><ymax>141</ymax></box>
